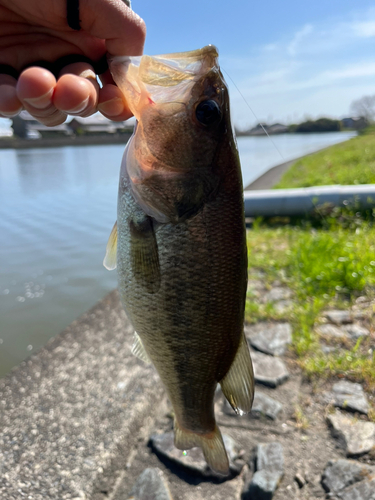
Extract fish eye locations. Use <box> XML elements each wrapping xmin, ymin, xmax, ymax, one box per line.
<box><xmin>195</xmin><ymin>100</ymin><xmax>222</xmax><ymax>126</ymax></box>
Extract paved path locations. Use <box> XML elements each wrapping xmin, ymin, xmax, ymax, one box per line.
<box><xmin>245</xmin><ymin>159</ymin><xmax>296</xmax><ymax>190</ymax></box>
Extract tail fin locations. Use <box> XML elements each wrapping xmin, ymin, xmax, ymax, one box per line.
<box><xmin>174</xmin><ymin>420</ymin><xmax>229</xmax><ymax>475</ymax></box>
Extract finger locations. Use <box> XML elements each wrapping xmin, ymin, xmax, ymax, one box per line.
<box><xmin>0</xmin><ymin>75</ymin><xmax>22</xmax><ymax>117</ymax></box>
<box><xmin>16</xmin><ymin>67</ymin><xmax>67</xmax><ymax>126</ymax></box>
<box><xmin>54</xmin><ymin>62</ymin><xmax>99</xmax><ymax>117</ymax></box>
<box><xmin>80</xmin><ymin>0</ymin><xmax>146</xmax><ymax>56</ymax></box>
<box><xmin>98</xmin><ymin>69</ymin><xmax>115</xmax><ymax>87</ymax></box>
<box><xmin>98</xmin><ymin>83</ymin><xmax>132</xmax><ymax>121</ymax></box>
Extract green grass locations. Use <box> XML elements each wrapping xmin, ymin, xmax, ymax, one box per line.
<box><xmin>246</xmin><ymin>223</ymin><xmax>375</xmax><ymax>388</ymax></box>
<box><xmin>287</xmin><ymin>227</ymin><xmax>375</xmax><ymax>296</ymax></box>
<box><xmin>248</xmin><ymin>129</ymin><xmax>375</xmax><ymax>390</ymax></box>
<box><xmin>247</xmin><ymin>225</ymin><xmax>375</xmax><ymax>299</ymax></box>
<box><xmin>274</xmin><ymin>132</ymin><xmax>375</xmax><ymax>188</ymax></box>
<box><xmin>303</xmin><ymin>348</ymin><xmax>375</xmax><ymax>391</ymax></box>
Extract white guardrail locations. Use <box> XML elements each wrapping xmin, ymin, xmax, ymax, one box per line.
<box><xmin>243</xmin><ymin>184</ymin><xmax>375</xmax><ymax>217</ymax></box>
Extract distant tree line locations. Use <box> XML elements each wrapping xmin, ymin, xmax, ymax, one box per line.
<box><xmin>235</xmin><ymin>115</ymin><xmax>367</xmax><ymax>137</ymax></box>
<box><xmin>289</xmin><ymin>118</ymin><xmax>341</xmax><ymax>133</ymax></box>
<box><xmin>350</xmin><ymin>95</ymin><xmax>375</xmax><ymax>123</ymax></box>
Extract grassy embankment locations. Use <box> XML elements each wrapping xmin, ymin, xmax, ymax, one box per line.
<box><xmin>275</xmin><ymin>129</ymin><xmax>375</xmax><ymax>188</ymax></box>
<box><xmin>246</xmin><ymin>130</ymin><xmax>375</xmax><ymax>394</ymax></box>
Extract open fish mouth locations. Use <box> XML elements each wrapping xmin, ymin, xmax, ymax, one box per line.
<box><xmin>109</xmin><ymin>45</ymin><xmax>220</xmax><ymax>117</ymax></box>
<box><xmin>107</xmin><ymin>45</ymin><xmax>229</xmax><ymax>223</ymax></box>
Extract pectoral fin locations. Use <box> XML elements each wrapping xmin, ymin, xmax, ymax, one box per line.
<box><xmin>129</xmin><ymin>214</ymin><xmax>161</xmax><ymax>293</ymax></box>
<box><xmin>103</xmin><ymin>221</ymin><xmax>118</xmax><ymax>270</ymax></box>
<box><xmin>131</xmin><ymin>331</ymin><xmax>151</xmax><ymax>364</ymax></box>
<box><xmin>219</xmin><ymin>332</ymin><xmax>254</xmax><ymax>415</ymax></box>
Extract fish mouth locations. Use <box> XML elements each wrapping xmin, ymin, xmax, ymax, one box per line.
<box><xmin>109</xmin><ymin>45</ymin><xmax>220</xmax><ymax>118</ymax></box>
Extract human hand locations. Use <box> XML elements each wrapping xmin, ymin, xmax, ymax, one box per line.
<box><xmin>0</xmin><ymin>0</ymin><xmax>145</xmax><ymax>125</ymax></box>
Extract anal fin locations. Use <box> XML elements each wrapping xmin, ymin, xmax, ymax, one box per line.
<box><xmin>220</xmin><ymin>332</ymin><xmax>254</xmax><ymax>415</ymax></box>
<box><xmin>131</xmin><ymin>331</ymin><xmax>151</xmax><ymax>364</ymax></box>
<box><xmin>174</xmin><ymin>420</ymin><xmax>229</xmax><ymax>475</ymax></box>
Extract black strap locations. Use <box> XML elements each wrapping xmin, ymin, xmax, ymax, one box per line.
<box><xmin>67</xmin><ymin>0</ymin><xmax>81</xmax><ymax>30</ymax></box>
<box><xmin>0</xmin><ymin>64</ymin><xmax>19</xmax><ymax>79</ymax></box>
<box><xmin>54</xmin><ymin>55</ymin><xmax>108</xmax><ymax>75</ymax></box>
<box><xmin>20</xmin><ymin>55</ymin><xmax>108</xmax><ymax>77</ymax></box>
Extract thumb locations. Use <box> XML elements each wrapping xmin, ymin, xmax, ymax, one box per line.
<box><xmin>79</xmin><ymin>0</ymin><xmax>146</xmax><ymax>56</ymax></box>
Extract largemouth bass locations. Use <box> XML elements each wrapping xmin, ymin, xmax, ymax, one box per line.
<box><xmin>104</xmin><ymin>45</ymin><xmax>254</xmax><ymax>475</ymax></box>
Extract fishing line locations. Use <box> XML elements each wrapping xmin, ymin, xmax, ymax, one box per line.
<box><xmin>222</xmin><ymin>68</ymin><xmax>285</xmax><ymax>162</ymax></box>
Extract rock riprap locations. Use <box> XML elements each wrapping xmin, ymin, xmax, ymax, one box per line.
<box><xmin>149</xmin><ymin>432</ymin><xmax>244</xmax><ymax>477</ymax></box>
<box><xmin>322</xmin><ymin>459</ymin><xmax>375</xmax><ymax>500</ymax></box>
<box><xmin>257</xmin><ymin>442</ymin><xmax>284</xmax><ymax>472</ymax></box>
<box><xmin>315</xmin><ymin>323</ymin><xmax>369</xmax><ymax>340</ymax></box>
<box><xmin>127</xmin><ymin>468</ymin><xmax>173</xmax><ymax>500</ymax></box>
<box><xmin>316</xmin><ymin>323</ymin><xmax>348</xmax><ymax>339</ymax></box>
<box><xmin>251</xmin><ymin>350</ymin><xmax>289</xmax><ymax>388</ymax></box>
<box><xmin>325</xmin><ymin>380</ymin><xmax>369</xmax><ymax>415</ymax></box>
<box><xmin>327</xmin><ymin>410</ymin><xmax>375</xmax><ymax>456</ymax></box>
<box><xmin>324</xmin><ymin>310</ymin><xmax>353</xmax><ymax>324</ymax></box>
<box><xmin>262</xmin><ymin>287</ymin><xmax>293</xmax><ymax>304</ymax></box>
<box><xmin>222</xmin><ymin>390</ymin><xmax>283</xmax><ymax>420</ymax></box>
<box><xmin>344</xmin><ymin>323</ymin><xmax>370</xmax><ymax>339</ymax></box>
<box><xmin>243</xmin><ymin>442</ymin><xmax>284</xmax><ymax>500</ymax></box>
<box><xmin>250</xmin><ymin>391</ymin><xmax>283</xmax><ymax>420</ymax></box>
<box><xmin>245</xmin><ymin>322</ymin><xmax>292</xmax><ymax>356</ymax></box>
<box><xmin>247</xmin><ymin>279</ymin><xmax>266</xmax><ymax>296</ymax></box>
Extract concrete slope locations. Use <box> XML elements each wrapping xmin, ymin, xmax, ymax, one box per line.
<box><xmin>0</xmin><ymin>290</ymin><xmax>165</xmax><ymax>500</ymax></box>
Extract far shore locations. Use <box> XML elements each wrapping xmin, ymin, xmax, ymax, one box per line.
<box><xmin>0</xmin><ymin>133</ymin><xmax>132</xmax><ymax>150</ymax></box>
<box><xmin>0</xmin><ymin>132</ymin><xmax>354</xmax><ymax>191</ymax></box>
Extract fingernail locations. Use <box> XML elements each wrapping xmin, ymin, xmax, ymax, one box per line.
<box><xmin>23</xmin><ymin>88</ymin><xmax>54</xmax><ymax>109</ymax></box>
<box><xmin>0</xmin><ymin>84</ymin><xmax>22</xmax><ymax>115</ymax></box>
<box><xmin>0</xmin><ymin>107</ymin><xmax>23</xmax><ymax>117</ymax></box>
<box><xmin>64</xmin><ymin>96</ymin><xmax>90</xmax><ymax>114</ymax></box>
<box><xmin>98</xmin><ymin>97</ymin><xmax>124</xmax><ymax>116</ymax></box>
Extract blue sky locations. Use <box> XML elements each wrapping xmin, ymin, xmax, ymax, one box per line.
<box><xmin>135</xmin><ymin>0</ymin><xmax>375</xmax><ymax>127</ymax></box>
<box><xmin>1</xmin><ymin>0</ymin><xmax>374</xmax><ymax>132</ymax></box>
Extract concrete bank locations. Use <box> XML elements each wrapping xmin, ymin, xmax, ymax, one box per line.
<box><xmin>0</xmin><ymin>134</ymin><xmax>132</xmax><ymax>150</ymax></box>
<box><xmin>0</xmin><ymin>290</ymin><xmax>166</xmax><ymax>500</ymax></box>
<box><xmin>244</xmin><ymin>159</ymin><xmax>296</xmax><ymax>190</ymax></box>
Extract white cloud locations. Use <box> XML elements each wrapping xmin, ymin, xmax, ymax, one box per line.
<box><xmin>352</xmin><ymin>21</ymin><xmax>375</xmax><ymax>37</ymax></box>
<box><xmin>287</xmin><ymin>24</ymin><xmax>313</xmax><ymax>56</ymax></box>
<box><xmin>318</xmin><ymin>62</ymin><xmax>375</xmax><ymax>83</ymax></box>
<box><xmin>262</xmin><ymin>43</ymin><xmax>278</xmax><ymax>52</ymax></box>
<box><xmin>224</xmin><ymin>7</ymin><xmax>375</xmax><ymax>126</ymax></box>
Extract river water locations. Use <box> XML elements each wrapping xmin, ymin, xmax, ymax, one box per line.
<box><xmin>0</xmin><ymin>131</ymin><xmax>355</xmax><ymax>377</ymax></box>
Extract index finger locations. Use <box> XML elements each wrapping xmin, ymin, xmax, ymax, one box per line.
<box><xmin>79</xmin><ymin>0</ymin><xmax>146</xmax><ymax>56</ymax></box>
